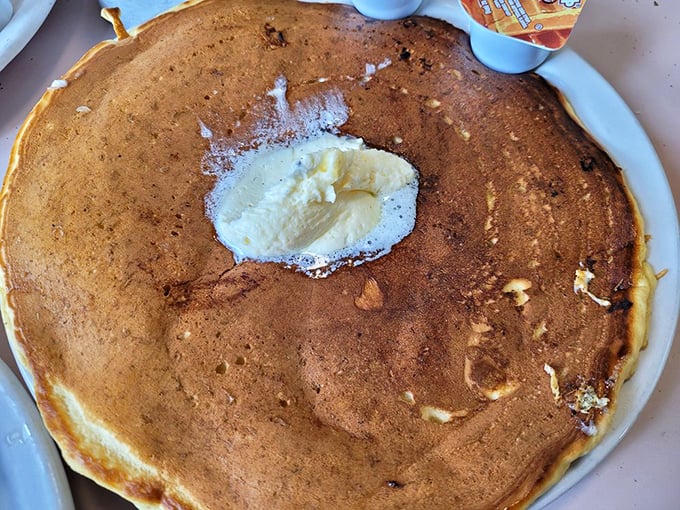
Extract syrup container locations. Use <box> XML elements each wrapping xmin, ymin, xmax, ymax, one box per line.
<box><xmin>459</xmin><ymin>0</ymin><xmax>588</xmax><ymax>73</ymax></box>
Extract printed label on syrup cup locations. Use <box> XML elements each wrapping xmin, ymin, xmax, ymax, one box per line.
<box><xmin>460</xmin><ymin>0</ymin><xmax>587</xmax><ymax>50</ymax></box>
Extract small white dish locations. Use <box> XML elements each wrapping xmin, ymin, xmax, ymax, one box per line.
<box><xmin>0</xmin><ymin>358</ymin><xmax>74</xmax><ymax>510</ymax></box>
<box><xmin>0</xmin><ymin>0</ymin><xmax>56</xmax><ymax>72</ymax></box>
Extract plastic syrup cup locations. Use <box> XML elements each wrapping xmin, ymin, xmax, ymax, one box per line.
<box><xmin>459</xmin><ymin>0</ymin><xmax>588</xmax><ymax>74</ymax></box>
<box><xmin>352</xmin><ymin>0</ymin><xmax>423</xmax><ymax>20</ymax></box>
<box><xmin>469</xmin><ymin>21</ymin><xmax>552</xmax><ymax>74</ymax></box>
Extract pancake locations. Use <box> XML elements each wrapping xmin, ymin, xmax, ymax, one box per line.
<box><xmin>0</xmin><ymin>1</ymin><xmax>655</xmax><ymax>509</ymax></box>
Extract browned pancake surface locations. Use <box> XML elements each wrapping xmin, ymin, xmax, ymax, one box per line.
<box><xmin>0</xmin><ymin>1</ymin><xmax>651</xmax><ymax>509</ymax></box>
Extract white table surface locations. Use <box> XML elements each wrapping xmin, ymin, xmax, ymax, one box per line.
<box><xmin>1</xmin><ymin>1</ymin><xmax>678</xmax><ymax>509</ymax></box>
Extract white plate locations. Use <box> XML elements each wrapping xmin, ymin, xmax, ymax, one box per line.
<box><xmin>0</xmin><ymin>0</ymin><xmax>56</xmax><ymax>72</ymax></box>
<box><xmin>6</xmin><ymin>1</ymin><xmax>679</xmax><ymax>509</ymax></box>
<box><xmin>0</xmin><ymin>358</ymin><xmax>74</xmax><ymax>510</ymax></box>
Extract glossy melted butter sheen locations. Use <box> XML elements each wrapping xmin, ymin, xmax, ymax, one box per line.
<box><xmin>212</xmin><ymin>134</ymin><xmax>418</xmax><ymax>274</ymax></box>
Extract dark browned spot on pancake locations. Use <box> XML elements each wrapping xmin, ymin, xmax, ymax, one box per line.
<box><xmin>580</xmin><ymin>156</ymin><xmax>596</xmax><ymax>171</ymax></box>
<box><xmin>263</xmin><ymin>23</ymin><xmax>287</xmax><ymax>48</ymax></box>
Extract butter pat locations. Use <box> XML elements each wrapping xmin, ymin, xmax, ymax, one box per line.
<box><xmin>210</xmin><ymin>134</ymin><xmax>418</xmax><ymax>276</ymax></box>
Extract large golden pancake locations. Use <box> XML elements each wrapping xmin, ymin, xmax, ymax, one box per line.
<box><xmin>0</xmin><ymin>1</ymin><xmax>654</xmax><ymax>508</ymax></box>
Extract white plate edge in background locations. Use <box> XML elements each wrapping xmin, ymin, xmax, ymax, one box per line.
<box><xmin>0</xmin><ymin>0</ymin><xmax>56</xmax><ymax>72</ymax></box>
<box><xmin>0</xmin><ymin>358</ymin><xmax>75</xmax><ymax>510</ymax></box>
